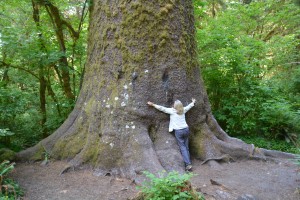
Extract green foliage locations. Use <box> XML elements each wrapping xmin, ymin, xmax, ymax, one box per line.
<box><xmin>196</xmin><ymin>0</ymin><xmax>300</xmax><ymax>149</ymax></box>
<box><xmin>0</xmin><ymin>0</ymin><xmax>299</xmax><ymax>155</ymax></box>
<box><xmin>138</xmin><ymin>171</ymin><xmax>205</xmax><ymax>200</ymax></box>
<box><xmin>0</xmin><ymin>129</ymin><xmax>14</xmax><ymax>137</ymax></box>
<box><xmin>0</xmin><ymin>149</ymin><xmax>16</xmax><ymax>163</ymax></box>
<box><xmin>0</xmin><ymin>178</ymin><xmax>24</xmax><ymax>200</ymax></box>
<box><xmin>0</xmin><ymin>161</ymin><xmax>14</xmax><ymax>176</ymax></box>
<box><xmin>237</xmin><ymin>135</ymin><xmax>298</xmax><ymax>154</ymax></box>
<box><xmin>0</xmin><ymin>0</ymin><xmax>89</xmax><ymax>151</ymax></box>
<box><xmin>260</xmin><ymin>98</ymin><xmax>300</xmax><ymax>138</ymax></box>
<box><xmin>0</xmin><ymin>161</ymin><xmax>23</xmax><ymax>199</ymax></box>
<box><xmin>0</xmin><ymin>86</ymin><xmax>43</xmax><ymax>149</ymax></box>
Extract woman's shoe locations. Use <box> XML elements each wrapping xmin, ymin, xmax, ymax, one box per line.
<box><xmin>185</xmin><ymin>165</ymin><xmax>192</xmax><ymax>171</ymax></box>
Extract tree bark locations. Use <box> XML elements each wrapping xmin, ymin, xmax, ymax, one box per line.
<box><xmin>39</xmin><ymin>67</ymin><xmax>48</xmax><ymax>138</ymax></box>
<box><xmin>46</xmin><ymin>78</ymin><xmax>62</xmax><ymax>117</ymax></box>
<box><xmin>17</xmin><ymin>0</ymin><xmax>295</xmax><ymax>180</ymax></box>
<box><xmin>45</xmin><ymin>1</ymin><xmax>76</xmax><ymax>102</ymax></box>
<box><xmin>32</xmin><ymin>0</ymin><xmax>48</xmax><ymax>138</ymax></box>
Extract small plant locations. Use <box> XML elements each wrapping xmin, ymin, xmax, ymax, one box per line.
<box><xmin>137</xmin><ymin>171</ymin><xmax>205</xmax><ymax>200</ymax></box>
<box><xmin>0</xmin><ymin>160</ymin><xmax>23</xmax><ymax>199</ymax></box>
<box><xmin>0</xmin><ymin>129</ymin><xmax>14</xmax><ymax>137</ymax></box>
<box><xmin>42</xmin><ymin>147</ymin><xmax>51</xmax><ymax>162</ymax></box>
<box><xmin>0</xmin><ymin>128</ymin><xmax>15</xmax><ymax>147</ymax></box>
<box><xmin>0</xmin><ymin>161</ymin><xmax>14</xmax><ymax>177</ymax></box>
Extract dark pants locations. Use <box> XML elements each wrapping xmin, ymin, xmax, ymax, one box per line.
<box><xmin>174</xmin><ymin>127</ymin><xmax>191</xmax><ymax>166</ymax></box>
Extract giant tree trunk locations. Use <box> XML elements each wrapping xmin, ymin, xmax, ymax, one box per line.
<box><xmin>17</xmin><ymin>0</ymin><xmax>294</xmax><ymax>180</ymax></box>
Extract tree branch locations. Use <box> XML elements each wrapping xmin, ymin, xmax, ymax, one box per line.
<box><xmin>62</xmin><ymin>19</ymin><xmax>79</xmax><ymax>39</ymax></box>
<box><xmin>46</xmin><ymin>2</ymin><xmax>79</xmax><ymax>40</ymax></box>
<box><xmin>77</xmin><ymin>0</ymin><xmax>89</xmax><ymax>33</ymax></box>
<box><xmin>0</xmin><ymin>61</ymin><xmax>39</xmax><ymax>79</ymax></box>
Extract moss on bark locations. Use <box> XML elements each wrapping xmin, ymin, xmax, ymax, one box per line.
<box><xmin>16</xmin><ymin>0</ymin><xmax>295</xmax><ymax>180</ymax></box>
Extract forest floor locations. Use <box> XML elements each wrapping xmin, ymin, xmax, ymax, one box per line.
<box><xmin>10</xmin><ymin>158</ymin><xmax>300</xmax><ymax>200</ymax></box>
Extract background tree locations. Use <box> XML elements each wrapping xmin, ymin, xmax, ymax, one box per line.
<box><xmin>17</xmin><ymin>0</ymin><xmax>294</xmax><ymax>180</ymax></box>
<box><xmin>196</xmin><ymin>0</ymin><xmax>300</xmax><ymax>152</ymax></box>
<box><xmin>0</xmin><ymin>0</ymin><xmax>88</xmax><ymax>149</ymax></box>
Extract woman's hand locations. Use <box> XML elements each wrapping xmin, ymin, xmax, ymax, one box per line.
<box><xmin>192</xmin><ymin>98</ymin><xmax>196</xmax><ymax>104</ymax></box>
<box><xmin>147</xmin><ymin>101</ymin><xmax>154</xmax><ymax>106</ymax></box>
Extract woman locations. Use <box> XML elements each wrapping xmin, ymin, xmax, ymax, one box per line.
<box><xmin>147</xmin><ymin>98</ymin><xmax>196</xmax><ymax>171</ymax></box>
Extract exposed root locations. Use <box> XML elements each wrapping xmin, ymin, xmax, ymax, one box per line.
<box><xmin>259</xmin><ymin>148</ymin><xmax>296</xmax><ymax>159</ymax></box>
<box><xmin>196</xmin><ymin>119</ymin><xmax>296</xmax><ymax>167</ymax></box>
<box><xmin>202</xmin><ymin>115</ymin><xmax>297</xmax><ymax>165</ymax></box>
<box><xmin>60</xmin><ymin>164</ymin><xmax>75</xmax><ymax>176</ymax></box>
<box><xmin>210</xmin><ymin>179</ymin><xmax>231</xmax><ymax>191</ymax></box>
<box><xmin>59</xmin><ymin>154</ymin><xmax>86</xmax><ymax>176</ymax></box>
<box><xmin>17</xmin><ymin>104</ymin><xmax>297</xmax><ymax>180</ymax></box>
<box><xmin>206</xmin><ymin>160</ymin><xmax>221</xmax><ymax>169</ymax></box>
<box><xmin>129</xmin><ymin>192</ymin><xmax>145</xmax><ymax>200</ymax></box>
<box><xmin>201</xmin><ymin>154</ymin><xmax>235</xmax><ymax>165</ymax></box>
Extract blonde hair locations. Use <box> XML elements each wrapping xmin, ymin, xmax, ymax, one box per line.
<box><xmin>174</xmin><ymin>100</ymin><xmax>184</xmax><ymax>115</ymax></box>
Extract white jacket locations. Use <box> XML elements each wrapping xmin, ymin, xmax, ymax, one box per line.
<box><xmin>153</xmin><ymin>102</ymin><xmax>195</xmax><ymax>132</ymax></box>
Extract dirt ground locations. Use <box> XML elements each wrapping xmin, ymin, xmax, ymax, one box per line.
<box><xmin>10</xmin><ymin>158</ymin><xmax>300</xmax><ymax>200</ymax></box>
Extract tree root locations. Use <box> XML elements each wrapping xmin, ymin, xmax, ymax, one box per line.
<box><xmin>196</xmin><ymin>114</ymin><xmax>297</xmax><ymax>167</ymax></box>
<box><xmin>201</xmin><ymin>154</ymin><xmax>235</xmax><ymax>165</ymax></box>
<box><xmin>200</xmin><ymin>146</ymin><xmax>296</xmax><ymax>166</ymax></box>
<box><xmin>210</xmin><ymin>179</ymin><xmax>231</xmax><ymax>191</ymax></box>
<box><xmin>60</xmin><ymin>164</ymin><xmax>75</xmax><ymax>176</ymax></box>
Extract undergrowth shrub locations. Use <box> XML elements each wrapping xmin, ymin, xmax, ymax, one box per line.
<box><xmin>259</xmin><ymin>99</ymin><xmax>300</xmax><ymax>141</ymax></box>
<box><xmin>197</xmin><ymin>0</ymin><xmax>300</xmax><ymax>150</ymax></box>
<box><xmin>0</xmin><ymin>161</ymin><xmax>23</xmax><ymax>199</ymax></box>
<box><xmin>237</xmin><ymin>135</ymin><xmax>298</xmax><ymax>154</ymax></box>
<box><xmin>137</xmin><ymin>171</ymin><xmax>205</xmax><ymax>200</ymax></box>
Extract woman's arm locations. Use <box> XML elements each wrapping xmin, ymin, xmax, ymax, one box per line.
<box><xmin>184</xmin><ymin>98</ymin><xmax>196</xmax><ymax>113</ymax></box>
<box><xmin>147</xmin><ymin>101</ymin><xmax>173</xmax><ymax>114</ymax></box>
